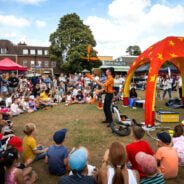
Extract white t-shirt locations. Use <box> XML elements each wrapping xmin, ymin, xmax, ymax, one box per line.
<box><xmin>173</xmin><ymin>135</ymin><xmax>184</xmax><ymax>166</ymax></box>
<box><xmin>69</xmin><ymin>164</ymin><xmax>96</xmax><ymax>176</ymax></box>
<box><xmin>163</xmin><ymin>79</ymin><xmax>172</xmax><ymax>90</ymax></box>
<box><xmin>178</xmin><ymin>77</ymin><xmax>182</xmax><ymax>88</ymax></box>
<box><xmin>107</xmin><ymin>165</ymin><xmax>137</xmax><ymax>184</ymax></box>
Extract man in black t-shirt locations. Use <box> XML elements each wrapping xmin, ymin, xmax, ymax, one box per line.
<box><xmin>8</xmin><ymin>73</ymin><xmax>19</xmax><ymax>93</ymax></box>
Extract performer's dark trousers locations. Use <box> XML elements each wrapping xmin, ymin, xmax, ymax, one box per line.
<box><xmin>103</xmin><ymin>93</ymin><xmax>113</xmax><ymax>124</ymax></box>
<box><xmin>179</xmin><ymin>87</ymin><xmax>182</xmax><ymax>99</ymax></box>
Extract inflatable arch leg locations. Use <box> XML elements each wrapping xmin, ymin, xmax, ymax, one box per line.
<box><xmin>145</xmin><ymin>61</ymin><xmax>161</xmax><ymax>126</ymax></box>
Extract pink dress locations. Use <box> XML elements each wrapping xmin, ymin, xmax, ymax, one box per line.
<box><xmin>5</xmin><ymin>168</ymin><xmax>18</xmax><ymax>184</ymax></box>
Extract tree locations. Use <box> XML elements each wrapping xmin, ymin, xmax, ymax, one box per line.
<box><xmin>49</xmin><ymin>13</ymin><xmax>102</xmax><ymax>73</ymax></box>
<box><xmin>126</xmin><ymin>45</ymin><xmax>141</xmax><ymax>56</ymax></box>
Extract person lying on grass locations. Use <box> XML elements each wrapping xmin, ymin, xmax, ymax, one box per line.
<box><xmin>22</xmin><ymin>123</ymin><xmax>48</xmax><ymax>166</ymax></box>
<box><xmin>45</xmin><ymin>128</ymin><xmax>68</xmax><ymax>176</ymax></box>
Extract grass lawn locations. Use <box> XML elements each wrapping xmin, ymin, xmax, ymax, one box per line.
<box><xmin>14</xmin><ymin>91</ymin><xmax>184</xmax><ymax>184</ymax></box>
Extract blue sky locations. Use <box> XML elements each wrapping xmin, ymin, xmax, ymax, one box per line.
<box><xmin>0</xmin><ymin>0</ymin><xmax>184</xmax><ymax>57</ymax></box>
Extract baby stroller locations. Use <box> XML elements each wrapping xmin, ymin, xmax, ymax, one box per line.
<box><xmin>111</xmin><ymin>105</ymin><xmax>140</xmax><ymax>136</ymax></box>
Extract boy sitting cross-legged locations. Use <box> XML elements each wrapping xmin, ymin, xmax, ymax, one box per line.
<box><xmin>45</xmin><ymin>128</ymin><xmax>68</xmax><ymax>176</ymax></box>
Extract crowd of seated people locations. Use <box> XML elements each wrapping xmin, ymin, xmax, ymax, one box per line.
<box><xmin>1</xmin><ymin>120</ymin><xmax>184</xmax><ymax>184</ymax></box>
<box><xmin>0</xmin><ymin>72</ymin><xmax>184</xmax><ymax>183</ymax></box>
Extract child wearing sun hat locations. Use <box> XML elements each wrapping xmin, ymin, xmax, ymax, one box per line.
<box><xmin>58</xmin><ymin>147</ymin><xmax>97</xmax><ymax>184</ymax></box>
<box><xmin>136</xmin><ymin>152</ymin><xmax>165</xmax><ymax>184</ymax></box>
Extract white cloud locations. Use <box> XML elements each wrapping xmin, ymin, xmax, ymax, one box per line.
<box><xmin>35</xmin><ymin>20</ymin><xmax>46</xmax><ymax>28</ymax></box>
<box><xmin>85</xmin><ymin>0</ymin><xmax>184</xmax><ymax>57</ymax></box>
<box><xmin>0</xmin><ymin>14</ymin><xmax>30</xmax><ymax>27</ymax></box>
<box><xmin>12</xmin><ymin>0</ymin><xmax>46</xmax><ymax>5</ymax></box>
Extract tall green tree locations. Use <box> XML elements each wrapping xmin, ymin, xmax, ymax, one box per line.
<box><xmin>49</xmin><ymin>13</ymin><xmax>101</xmax><ymax>73</ymax></box>
<box><xmin>126</xmin><ymin>45</ymin><xmax>141</xmax><ymax>56</ymax></box>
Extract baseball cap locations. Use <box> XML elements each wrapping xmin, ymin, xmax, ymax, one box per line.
<box><xmin>69</xmin><ymin>148</ymin><xmax>88</xmax><ymax>171</ymax></box>
<box><xmin>157</xmin><ymin>132</ymin><xmax>171</xmax><ymax>144</ymax></box>
<box><xmin>8</xmin><ymin>136</ymin><xmax>23</xmax><ymax>152</ymax></box>
<box><xmin>53</xmin><ymin>128</ymin><xmax>67</xmax><ymax>144</ymax></box>
<box><xmin>135</xmin><ymin>152</ymin><xmax>157</xmax><ymax>175</ymax></box>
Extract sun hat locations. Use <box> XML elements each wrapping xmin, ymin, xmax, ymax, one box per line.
<box><xmin>8</xmin><ymin>136</ymin><xmax>23</xmax><ymax>152</ymax></box>
<box><xmin>69</xmin><ymin>147</ymin><xmax>88</xmax><ymax>171</ymax></box>
<box><xmin>135</xmin><ymin>152</ymin><xmax>157</xmax><ymax>175</ymax></box>
<box><xmin>53</xmin><ymin>128</ymin><xmax>67</xmax><ymax>144</ymax></box>
<box><xmin>157</xmin><ymin>132</ymin><xmax>171</xmax><ymax>144</ymax></box>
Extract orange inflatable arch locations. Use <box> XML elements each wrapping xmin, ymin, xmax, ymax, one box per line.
<box><xmin>123</xmin><ymin>36</ymin><xmax>184</xmax><ymax>126</ymax></box>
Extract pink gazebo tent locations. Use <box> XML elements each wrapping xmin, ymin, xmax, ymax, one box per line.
<box><xmin>0</xmin><ymin>58</ymin><xmax>27</xmax><ymax>71</ymax></box>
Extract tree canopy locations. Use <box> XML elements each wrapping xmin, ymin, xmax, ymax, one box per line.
<box><xmin>49</xmin><ymin>13</ymin><xmax>101</xmax><ymax>73</ymax></box>
<box><xmin>126</xmin><ymin>45</ymin><xmax>141</xmax><ymax>56</ymax></box>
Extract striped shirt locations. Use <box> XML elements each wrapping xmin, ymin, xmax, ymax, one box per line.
<box><xmin>140</xmin><ymin>173</ymin><xmax>165</xmax><ymax>184</ymax></box>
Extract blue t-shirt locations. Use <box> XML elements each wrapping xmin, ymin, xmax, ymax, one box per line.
<box><xmin>47</xmin><ymin>145</ymin><xmax>68</xmax><ymax>176</ymax></box>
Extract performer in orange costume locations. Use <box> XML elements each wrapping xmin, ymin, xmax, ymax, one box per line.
<box><xmin>92</xmin><ymin>68</ymin><xmax>114</xmax><ymax>127</ymax></box>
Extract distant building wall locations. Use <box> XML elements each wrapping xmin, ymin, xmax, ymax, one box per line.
<box><xmin>0</xmin><ymin>40</ymin><xmax>60</xmax><ymax>74</ymax></box>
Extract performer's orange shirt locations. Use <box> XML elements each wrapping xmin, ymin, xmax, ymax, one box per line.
<box><xmin>103</xmin><ymin>75</ymin><xmax>114</xmax><ymax>93</ymax></box>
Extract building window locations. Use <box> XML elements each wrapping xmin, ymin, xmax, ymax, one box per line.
<box><xmin>37</xmin><ymin>50</ymin><xmax>42</xmax><ymax>55</ymax></box>
<box><xmin>0</xmin><ymin>48</ymin><xmax>7</xmax><ymax>54</ymax></box>
<box><xmin>44</xmin><ymin>61</ymin><xmax>49</xmax><ymax>67</ymax></box>
<box><xmin>23</xmin><ymin>60</ymin><xmax>28</xmax><ymax>67</ymax></box>
<box><xmin>37</xmin><ymin>61</ymin><xmax>42</xmax><ymax>67</ymax></box>
<box><xmin>30</xmin><ymin>60</ymin><xmax>35</xmax><ymax>67</ymax></box>
<box><xmin>51</xmin><ymin>61</ymin><xmax>56</xmax><ymax>68</ymax></box>
<box><xmin>30</xmin><ymin>49</ymin><xmax>36</xmax><ymax>55</ymax></box>
<box><xmin>44</xmin><ymin>50</ymin><xmax>48</xmax><ymax>56</ymax></box>
<box><xmin>23</xmin><ymin>49</ymin><xmax>28</xmax><ymax>55</ymax></box>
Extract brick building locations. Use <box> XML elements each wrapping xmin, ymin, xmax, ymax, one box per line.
<box><xmin>0</xmin><ymin>40</ymin><xmax>60</xmax><ymax>75</ymax></box>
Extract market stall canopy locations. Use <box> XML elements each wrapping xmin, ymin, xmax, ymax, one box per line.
<box><xmin>135</xmin><ymin>63</ymin><xmax>178</xmax><ymax>73</ymax></box>
<box><xmin>0</xmin><ymin>58</ymin><xmax>27</xmax><ymax>71</ymax></box>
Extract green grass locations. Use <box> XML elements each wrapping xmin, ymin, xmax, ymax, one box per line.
<box><xmin>13</xmin><ymin>91</ymin><xmax>184</xmax><ymax>184</ymax></box>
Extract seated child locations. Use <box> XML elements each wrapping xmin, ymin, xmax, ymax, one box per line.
<box><xmin>155</xmin><ymin>132</ymin><xmax>178</xmax><ymax>179</ymax></box>
<box><xmin>172</xmin><ymin>125</ymin><xmax>184</xmax><ymax>167</ymax></box>
<box><xmin>0</xmin><ymin>148</ymin><xmax>38</xmax><ymax>184</ymax></box>
<box><xmin>136</xmin><ymin>152</ymin><xmax>165</xmax><ymax>184</ymax></box>
<box><xmin>22</xmin><ymin>123</ymin><xmax>48</xmax><ymax>166</ymax></box>
<box><xmin>21</xmin><ymin>97</ymin><xmax>34</xmax><ymax>113</ymax></box>
<box><xmin>10</xmin><ymin>98</ymin><xmax>23</xmax><ymax>116</ymax></box>
<box><xmin>58</xmin><ymin>147</ymin><xmax>97</xmax><ymax>184</ymax></box>
<box><xmin>65</xmin><ymin>91</ymin><xmax>73</xmax><ymax>106</ymax></box>
<box><xmin>75</xmin><ymin>91</ymin><xmax>85</xmax><ymax>104</ymax></box>
<box><xmin>85</xmin><ymin>93</ymin><xmax>92</xmax><ymax>104</ymax></box>
<box><xmin>126</xmin><ymin>126</ymin><xmax>154</xmax><ymax>178</ymax></box>
<box><xmin>28</xmin><ymin>96</ymin><xmax>37</xmax><ymax>111</ymax></box>
<box><xmin>45</xmin><ymin>128</ymin><xmax>68</xmax><ymax>176</ymax></box>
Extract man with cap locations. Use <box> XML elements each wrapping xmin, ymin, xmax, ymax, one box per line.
<box><xmin>154</xmin><ymin>132</ymin><xmax>178</xmax><ymax>179</ymax></box>
<box><xmin>45</xmin><ymin>128</ymin><xmax>68</xmax><ymax>176</ymax></box>
<box><xmin>58</xmin><ymin>147</ymin><xmax>97</xmax><ymax>184</ymax></box>
<box><xmin>136</xmin><ymin>152</ymin><xmax>165</xmax><ymax>184</ymax></box>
